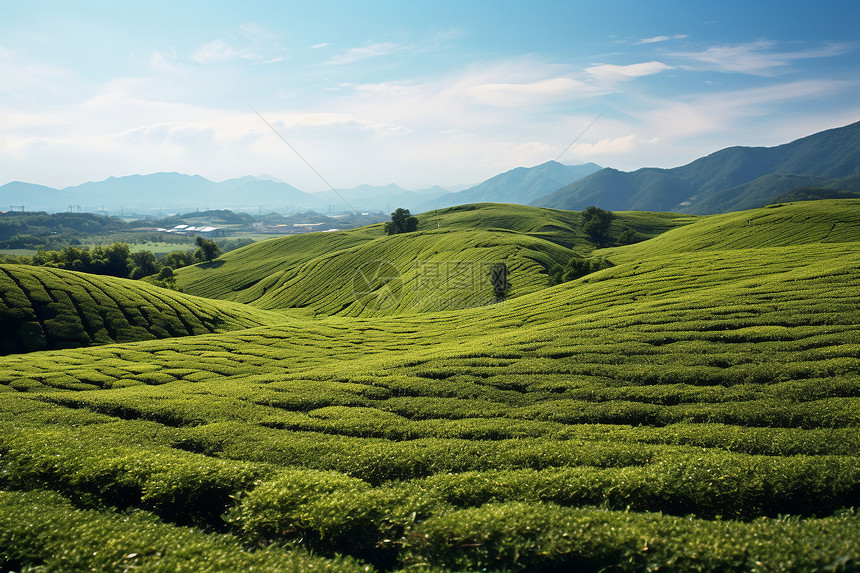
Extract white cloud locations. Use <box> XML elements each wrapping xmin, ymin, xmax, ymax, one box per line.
<box><xmin>328</xmin><ymin>42</ymin><xmax>399</xmax><ymax>65</ymax></box>
<box><xmin>190</xmin><ymin>23</ymin><xmax>286</xmax><ymax>66</ymax></box>
<box><xmin>0</xmin><ymin>45</ymin><xmax>75</xmax><ymax>102</ymax></box>
<box><xmin>671</xmin><ymin>40</ymin><xmax>854</xmax><ymax>75</ymax></box>
<box><xmin>468</xmin><ymin>77</ymin><xmax>599</xmax><ymax>107</ymax></box>
<box><xmin>637</xmin><ymin>79</ymin><xmax>858</xmax><ymax>142</ymax></box>
<box><xmin>311</xmin><ymin>43</ymin><xmax>330</xmax><ymax>49</ymax></box>
<box><xmin>567</xmin><ymin>134</ymin><xmax>661</xmax><ymax>157</ymax></box>
<box><xmin>585</xmin><ymin>61</ymin><xmax>672</xmax><ymax>80</ymax></box>
<box><xmin>704</xmin><ymin>79</ymin><xmax>855</xmax><ymax>109</ymax></box>
<box><xmin>193</xmin><ymin>39</ymin><xmax>253</xmax><ymax>64</ymax></box>
<box><xmin>270</xmin><ymin>111</ymin><xmax>411</xmax><ymax>135</ymax></box>
<box><xmin>635</xmin><ymin>34</ymin><xmax>688</xmax><ymax>45</ymax></box>
<box><xmin>2</xmin><ymin>32</ymin><xmax>857</xmax><ymax>192</ymax></box>
<box><xmin>150</xmin><ymin>49</ymin><xmax>186</xmax><ymax>74</ymax></box>
<box><xmin>239</xmin><ymin>22</ymin><xmax>277</xmax><ymax>42</ymax></box>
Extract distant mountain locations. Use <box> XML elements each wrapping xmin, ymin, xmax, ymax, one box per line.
<box><xmin>313</xmin><ymin>184</ymin><xmax>449</xmax><ymax>213</ymax></box>
<box><xmin>0</xmin><ymin>173</ymin><xmax>326</xmax><ymax>215</ymax></box>
<box><xmin>414</xmin><ymin>161</ymin><xmax>602</xmax><ymax>213</ymax></box>
<box><xmin>0</xmin><ymin>182</ymin><xmax>71</xmax><ymax>212</ymax></box>
<box><xmin>533</xmin><ymin>120</ymin><xmax>860</xmax><ymax>214</ymax></box>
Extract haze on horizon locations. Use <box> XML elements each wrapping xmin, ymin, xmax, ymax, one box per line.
<box><xmin>1</xmin><ymin>0</ymin><xmax>859</xmax><ymax>192</ymax></box>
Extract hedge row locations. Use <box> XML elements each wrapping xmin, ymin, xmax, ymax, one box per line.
<box><xmin>0</xmin><ymin>489</ymin><xmax>368</xmax><ymax>573</ymax></box>
<box><xmin>400</xmin><ymin>501</ymin><xmax>860</xmax><ymax>572</ymax></box>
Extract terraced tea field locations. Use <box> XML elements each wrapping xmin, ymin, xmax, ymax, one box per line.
<box><xmin>1</xmin><ymin>200</ymin><xmax>858</xmax><ymax>571</ymax></box>
<box><xmin>0</xmin><ymin>264</ymin><xmax>288</xmax><ymax>354</ymax></box>
<box><xmin>174</xmin><ymin>204</ymin><xmax>694</xmax><ymax>315</ymax></box>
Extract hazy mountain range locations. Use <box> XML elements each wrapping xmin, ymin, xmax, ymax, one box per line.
<box><xmin>533</xmin><ymin>120</ymin><xmax>860</xmax><ymax>214</ymax></box>
<box><xmin>2</xmin><ymin>120</ymin><xmax>859</xmax><ymax>216</ymax></box>
<box><xmin>0</xmin><ymin>174</ymin><xmax>315</xmax><ymax>215</ymax></box>
<box><xmin>0</xmin><ymin>162</ymin><xmax>600</xmax><ymax>216</ymax></box>
<box><xmin>414</xmin><ymin>161</ymin><xmax>602</xmax><ymax>213</ymax></box>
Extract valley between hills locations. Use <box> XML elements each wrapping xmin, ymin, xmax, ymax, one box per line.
<box><xmin>1</xmin><ymin>198</ymin><xmax>858</xmax><ymax>571</ymax></box>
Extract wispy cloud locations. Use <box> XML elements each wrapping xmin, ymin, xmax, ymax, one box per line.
<box><xmin>239</xmin><ymin>22</ymin><xmax>279</xmax><ymax>43</ymax></box>
<box><xmin>0</xmin><ymin>45</ymin><xmax>74</xmax><ymax>101</ymax></box>
<box><xmin>271</xmin><ymin>112</ymin><xmax>411</xmax><ymax>135</ymax></box>
<box><xmin>671</xmin><ymin>40</ymin><xmax>854</xmax><ymax>75</ymax></box>
<box><xmin>192</xmin><ymin>23</ymin><xmax>286</xmax><ymax>65</ymax></box>
<box><xmin>328</xmin><ymin>42</ymin><xmax>400</xmax><ymax>65</ymax></box>
<box><xmin>468</xmin><ymin>77</ymin><xmax>599</xmax><ymax>107</ymax></box>
<box><xmin>192</xmin><ymin>39</ymin><xmax>262</xmax><ymax>64</ymax></box>
<box><xmin>712</xmin><ymin>79</ymin><xmax>855</xmax><ymax>107</ymax></box>
<box><xmin>635</xmin><ymin>34</ymin><xmax>688</xmax><ymax>45</ymax></box>
<box><xmin>150</xmin><ymin>49</ymin><xmax>186</xmax><ymax>73</ymax></box>
<box><xmin>568</xmin><ymin>134</ymin><xmax>661</xmax><ymax>156</ymax></box>
<box><xmin>585</xmin><ymin>61</ymin><xmax>672</xmax><ymax>80</ymax></box>
<box><xmin>641</xmin><ymin>78</ymin><xmax>858</xmax><ymax>140</ymax></box>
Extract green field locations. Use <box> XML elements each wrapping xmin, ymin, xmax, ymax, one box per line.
<box><xmin>1</xmin><ymin>200</ymin><xmax>858</xmax><ymax>571</ymax></box>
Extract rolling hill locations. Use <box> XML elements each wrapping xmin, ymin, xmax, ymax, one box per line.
<box><xmin>174</xmin><ymin>203</ymin><xmax>693</xmax><ymax>315</ymax></box>
<box><xmin>594</xmin><ymin>199</ymin><xmax>860</xmax><ymax>263</ymax></box>
<box><xmin>0</xmin><ymin>200</ymin><xmax>858</xmax><ymax>571</ymax></box>
<box><xmin>533</xmin><ymin>120</ymin><xmax>860</xmax><ymax>214</ymax></box>
<box><xmin>0</xmin><ymin>264</ymin><xmax>287</xmax><ymax>354</ymax></box>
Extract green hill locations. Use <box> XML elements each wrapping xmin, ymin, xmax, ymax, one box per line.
<box><xmin>1</xmin><ymin>201</ymin><xmax>858</xmax><ymax>571</ymax></box>
<box><xmin>595</xmin><ymin>199</ymin><xmax>860</xmax><ymax>263</ymax></box>
<box><xmin>175</xmin><ymin>203</ymin><xmax>693</xmax><ymax>315</ymax></box>
<box><xmin>768</xmin><ymin>186</ymin><xmax>860</xmax><ymax>204</ymax></box>
<box><xmin>0</xmin><ymin>264</ymin><xmax>286</xmax><ymax>354</ymax></box>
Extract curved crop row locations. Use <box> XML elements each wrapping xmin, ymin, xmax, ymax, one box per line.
<box><xmin>0</xmin><ymin>264</ymin><xmax>285</xmax><ymax>354</ymax></box>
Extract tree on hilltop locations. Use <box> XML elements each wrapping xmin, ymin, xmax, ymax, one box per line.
<box><xmin>384</xmin><ymin>208</ymin><xmax>418</xmax><ymax>235</ymax></box>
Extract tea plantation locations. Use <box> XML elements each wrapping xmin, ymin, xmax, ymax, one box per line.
<box><xmin>0</xmin><ymin>264</ymin><xmax>289</xmax><ymax>354</ymax></box>
<box><xmin>1</xmin><ymin>200</ymin><xmax>858</xmax><ymax>571</ymax></box>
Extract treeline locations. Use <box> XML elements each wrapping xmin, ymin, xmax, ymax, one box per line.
<box><xmin>0</xmin><ymin>211</ymin><xmax>127</xmax><ymax>239</ymax></box>
<box><xmin>0</xmin><ymin>232</ymin><xmax>196</xmax><ymax>251</ymax></box>
<box><xmin>0</xmin><ymin>237</ymin><xmax>231</xmax><ymax>286</ymax></box>
<box><xmin>0</xmin><ymin>211</ymin><xmax>132</xmax><ymax>250</ymax></box>
<box><xmin>0</xmin><ymin>210</ymin><xmax>248</xmax><ymax>251</ymax></box>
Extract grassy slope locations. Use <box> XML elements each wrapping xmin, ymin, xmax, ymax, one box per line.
<box><xmin>0</xmin><ymin>264</ymin><xmax>286</xmax><ymax>354</ymax></box>
<box><xmin>175</xmin><ymin>203</ymin><xmax>693</xmax><ymax>316</ymax></box>
<box><xmin>1</xmin><ymin>200</ymin><xmax>859</xmax><ymax>571</ymax></box>
<box><xmin>595</xmin><ymin>199</ymin><xmax>860</xmax><ymax>263</ymax></box>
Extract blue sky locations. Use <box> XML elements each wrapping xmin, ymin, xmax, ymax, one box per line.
<box><xmin>2</xmin><ymin>0</ymin><xmax>859</xmax><ymax>191</ymax></box>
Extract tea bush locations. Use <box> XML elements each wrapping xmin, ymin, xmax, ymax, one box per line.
<box><xmin>0</xmin><ymin>489</ymin><xmax>368</xmax><ymax>572</ymax></box>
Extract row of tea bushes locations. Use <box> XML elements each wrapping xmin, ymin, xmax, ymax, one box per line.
<box><xmin>400</xmin><ymin>501</ymin><xmax>860</xmax><ymax>572</ymax></box>
<box><xmin>0</xmin><ymin>489</ymin><xmax>368</xmax><ymax>573</ymax></box>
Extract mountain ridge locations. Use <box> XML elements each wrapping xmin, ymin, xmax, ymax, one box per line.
<box><xmin>533</xmin><ymin>120</ymin><xmax>860</xmax><ymax>214</ymax></box>
<box><xmin>415</xmin><ymin>161</ymin><xmax>602</xmax><ymax>213</ymax></box>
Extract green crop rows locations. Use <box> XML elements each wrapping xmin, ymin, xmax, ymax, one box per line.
<box><xmin>1</xmin><ymin>200</ymin><xmax>858</xmax><ymax>571</ymax></box>
<box><xmin>0</xmin><ymin>264</ymin><xmax>287</xmax><ymax>354</ymax></box>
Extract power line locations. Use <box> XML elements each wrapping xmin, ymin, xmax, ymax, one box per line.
<box><xmin>555</xmin><ymin>107</ymin><xmax>608</xmax><ymax>162</ymax></box>
<box><xmin>252</xmin><ymin>109</ymin><xmax>356</xmax><ymax>212</ymax></box>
